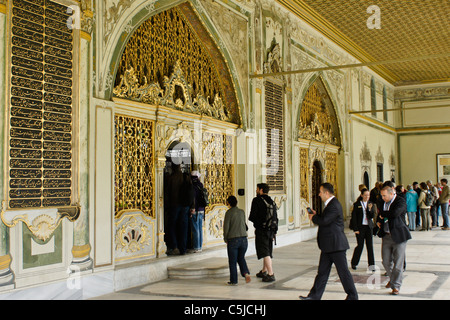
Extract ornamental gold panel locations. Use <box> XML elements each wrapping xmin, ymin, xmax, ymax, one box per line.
<box><xmin>114</xmin><ymin>7</ymin><xmax>232</xmax><ymax>119</ymax></box>
<box><xmin>114</xmin><ymin>115</ymin><xmax>155</xmax><ymax>218</ymax></box>
<box><xmin>326</xmin><ymin>152</ymin><xmax>338</xmax><ymax>196</ymax></box>
<box><xmin>300</xmin><ymin>148</ymin><xmax>309</xmax><ymax>200</ymax></box>
<box><xmin>8</xmin><ymin>0</ymin><xmax>74</xmax><ymax>209</ymax></box>
<box><xmin>298</xmin><ymin>80</ymin><xmax>340</xmax><ymax>146</ymax></box>
<box><xmin>202</xmin><ymin>132</ymin><xmax>234</xmax><ymax>209</ymax></box>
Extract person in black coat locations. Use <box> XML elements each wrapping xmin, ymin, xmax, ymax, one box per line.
<box><xmin>350</xmin><ymin>188</ymin><xmax>376</xmax><ymax>271</ymax></box>
<box><xmin>300</xmin><ymin>183</ymin><xmax>358</xmax><ymax>300</ymax></box>
<box><xmin>377</xmin><ymin>185</ymin><xmax>411</xmax><ymax>295</ymax></box>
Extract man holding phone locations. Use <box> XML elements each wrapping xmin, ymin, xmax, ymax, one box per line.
<box><xmin>300</xmin><ymin>183</ymin><xmax>358</xmax><ymax>300</ymax></box>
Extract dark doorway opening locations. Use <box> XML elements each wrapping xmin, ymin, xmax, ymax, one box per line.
<box><xmin>312</xmin><ymin>160</ymin><xmax>323</xmax><ymax>215</ymax></box>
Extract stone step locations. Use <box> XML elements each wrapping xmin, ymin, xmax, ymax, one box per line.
<box><xmin>167</xmin><ymin>258</ymin><xmax>229</xmax><ymax>279</ymax></box>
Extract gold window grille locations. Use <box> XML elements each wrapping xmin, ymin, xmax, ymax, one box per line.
<box><xmin>114</xmin><ymin>115</ymin><xmax>155</xmax><ymax>218</ymax></box>
<box><xmin>202</xmin><ymin>132</ymin><xmax>234</xmax><ymax>208</ymax></box>
<box><xmin>265</xmin><ymin>80</ymin><xmax>285</xmax><ymax>192</ymax></box>
<box><xmin>8</xmin><ymin>0</ymin><xmax>74</xmax><ymax>209</ymax></box>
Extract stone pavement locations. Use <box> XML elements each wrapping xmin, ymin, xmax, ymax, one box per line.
<box><xmin>93</xmin><ymin>227</ymin><xmax>450</xmax><ymax>300</ymax></box>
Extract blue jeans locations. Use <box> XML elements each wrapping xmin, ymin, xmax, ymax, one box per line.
<box><xmin>441</xmin><ymin>203</ymin><xmax>449</xmax><ymax>228</ymax></box>
<box><xmin>167</xmin><ymin>206</ymin><xmax>190</xmax><ymax>254</ymax></box>
<box><xmin>407</xmin><ymin>212</ymin><xmax>416</xmax><ymax>230</ymax></box>
<box><xmin>227</xmin><ymin>237</ymin><xmax>250</xmax><ymax>284</ymax></box>
<box><xmin>190</xmin><ymin>211</ymin><xmax>204</xmax><ymax>250</ymax></box>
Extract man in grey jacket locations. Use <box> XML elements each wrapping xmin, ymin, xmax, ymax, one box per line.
<box><xmin>223</xmin><ymin>196</ymin><xmax>250</xmax><ymax>285</ymax></box>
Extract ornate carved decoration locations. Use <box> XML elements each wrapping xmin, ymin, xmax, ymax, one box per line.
<box><xmin>114</xmin><ymin>60</ymin><xmax>230</xmax><ymax>122</ymax></box>
<box><xmin>208</xmin><ymin>207</ymin><xmax>226</xmax><ymax>239</ymax></box>
<box><xmin>326</xmin><ymin>152</ymin><xmax>337</xmax><ymax>195</ymax></box>
<box><xmin>113</xmin><ymin>6</ymin><xmax>239</xmax><ymax>123</ymax></box>
<box><xmin>115</xmin><ymin>216</ymin><xmax>151</xmax><ymax>253</ymax></box>
<box><xmin>375</xmin><ymin>146</ymin><xmax>384</xmax><ymax>164</ymax></box>
<box><xmin>360</xmin><ymin>141</ymin><xmax>372</xmax><ymax>162</ymax></box>
<box><xmin>298</xmin><ymin>81</ymin><xmax>340</xmax><ymax>146</ymax></box>
<box><xmin>300</xmin><ymin>148</ymin><xmax>309</xmax><ymax>200</ymax></box>
<box><xmin>264</xmin><ymin>41</ymin><xmax>283</xmax><ymax>75</ymax></box>
<box><xmin>1</xmin><ymin>202</ymin><xmax>80</xmax><ymax>241</ymax></box>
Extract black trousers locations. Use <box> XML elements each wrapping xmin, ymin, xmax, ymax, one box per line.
<box><xmin>308</xmin><ymin>250</ymin><xmax>358</xmax><ymax>300</ymax></box>
<box><xmin>351</xmin><ymin>225</ymin><xmax>375</xmax><ymax>267</ymax></box>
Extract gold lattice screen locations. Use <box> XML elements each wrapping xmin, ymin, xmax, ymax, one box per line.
<box><xmin>202</xmin><ymin>132</ymin><xmax>234</xmax><ymax>209</ymax></box>
<box><xmin>115</xmin><ymin>7</ymin><xmax>223</xmax><ymax>107</ymax></box>
<box><xmin>114</xmin><ymin>115</ymin><xmax>155</xmax><ymax>218</ymax></box>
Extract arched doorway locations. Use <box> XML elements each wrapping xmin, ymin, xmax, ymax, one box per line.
<box><xmin>163</xmin><ymin>140</ymin><xmax>195</xmax><ymax>253</ymax></box>
<box><xmin>312</xmin><ymin>160</ymin><xmax>323</xmax><ymax>215</ymax></box>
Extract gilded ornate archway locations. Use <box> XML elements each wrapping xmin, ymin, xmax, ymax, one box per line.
<box><xmin>298</xmin><ymin>76</ymin><xmax>341</xmax><ymax>221</ymax></box>
<box><xmin>111</xmin><ymin>3</ymin><xmax>240</xmax><ymax>259</ymax></box>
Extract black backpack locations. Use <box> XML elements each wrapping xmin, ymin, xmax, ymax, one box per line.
<box><xmin>261</xmin><ymin>197</ymin><xmax>278</xmax><ymax>233</ymax></box>
<box><xmin>424</xmin><ymin>191</ymin><xmax>433</xmax><ymax>207</ymax></box>
<box><xmin>194</xmin><ymin>184</ymin><xmax>209</xmax><ymax>207</ymax></box>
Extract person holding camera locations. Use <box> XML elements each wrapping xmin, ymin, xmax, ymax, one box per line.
<box><xmin>299</xmin><ymin>183</ymin><xmax>358</xmax><ymax>300</ymax></box>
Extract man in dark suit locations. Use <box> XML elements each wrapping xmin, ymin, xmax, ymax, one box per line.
<box><xmin>377</xmin><ymin>185</ymin><xmax>411</xmax><ymax>295</ymax></box>
<box><xmin>300</xmin><ymin>183</ymin><xmax>358</xmax><ymax>300</ymax></box>
<box><xmin>350</xmin><ymin>188</ymin><xmax>376</xmax><ymax>271</ymax></box>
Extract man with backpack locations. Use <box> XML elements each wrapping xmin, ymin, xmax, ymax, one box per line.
<box><xmin>249</xmin><ymin>183</ymin><xmax>278</xmax><ymax>282</ymax></box>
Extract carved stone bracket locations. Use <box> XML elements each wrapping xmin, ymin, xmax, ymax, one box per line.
<box><xmin>0</xmin><ymin>201</ymin><xmax>80</xmax><ymax>241</ymax></box>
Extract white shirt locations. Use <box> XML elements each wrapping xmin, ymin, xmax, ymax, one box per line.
<box><xmin>361</xmin><ymin>201</ymin><xmax>368</xmax><ymax>225</ymax></box>
<box><xmin>324</xmin><ymin>196</ymin><xmax>335</xmax><ymax>208</ymax></box>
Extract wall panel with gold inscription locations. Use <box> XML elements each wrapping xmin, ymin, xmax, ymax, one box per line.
<box><xmin>8</xmin><ymin>0</ymin><xmax>74</xmax><ymax>209</ymax></box>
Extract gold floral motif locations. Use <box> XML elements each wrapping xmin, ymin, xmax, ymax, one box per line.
<box><xmin>115</xmin><ymin>216</ymin><xmax>151</xmax><ymax>253</ymax></box>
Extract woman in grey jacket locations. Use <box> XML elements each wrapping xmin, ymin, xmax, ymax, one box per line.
<box><xmin>223</xmin><ymin>196</ymin><xmax>251</xmax><ymax>285</ymax></box>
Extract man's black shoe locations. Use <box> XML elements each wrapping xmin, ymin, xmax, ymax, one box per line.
<box><xmin>299</xmin><ymin>296</ymin><xmax>313</xmax><ymax>300</ymax></box>
<box><xmin>256</xmin><ymin>270</ymin><xmax>267</xmax><ymax>278</ymax></box>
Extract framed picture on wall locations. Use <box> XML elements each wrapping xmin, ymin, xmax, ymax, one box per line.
<box><xmin>437</xmin><ymin>153</ymin><xmax>450</xmax><ymax>181</ymax></box>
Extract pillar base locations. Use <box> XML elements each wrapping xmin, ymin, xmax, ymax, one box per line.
<box><xmin>70</xmin><ymin>244</ymin><xmax>93</xmax><ymax>272</ymax></box>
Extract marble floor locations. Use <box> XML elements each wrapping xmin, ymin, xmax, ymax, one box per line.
<box><xmin>93</xmin><ymin>227</ymin><xmax>450</xmax><ymax>301</ymax></box>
